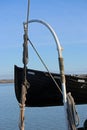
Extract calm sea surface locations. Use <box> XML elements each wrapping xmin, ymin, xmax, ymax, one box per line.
<box><xmin>0</xmin><ymin>84</ymin><xmax>87</xmax><ymax>130</ymax></box>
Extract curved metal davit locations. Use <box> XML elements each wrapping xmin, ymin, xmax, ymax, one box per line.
<box><xmin>25</xmin><ymin>19</ymin><xmax>68</xmax><ymax>130</ymax></box>
<box><xmin>26</xmin><ymin>19</ymin><xmax>67</xmax><ymax>104</ymax></box>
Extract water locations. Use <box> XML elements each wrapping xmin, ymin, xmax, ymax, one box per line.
<box><xmin>0</xmin><ymin>84</ymin><xmax>87</xmax><ymax>130</ymax></box>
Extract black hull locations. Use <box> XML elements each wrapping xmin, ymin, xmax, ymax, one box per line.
<box><xmin>14</xmin><ymin>65</ymin><xmax>87</xmax><ymax>107</ymax></box>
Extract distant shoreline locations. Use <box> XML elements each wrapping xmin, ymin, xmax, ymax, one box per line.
<box><xmin>0</xmin><ymin>79</ymin><xmax>14</xmax><ymax>84</ymax></box>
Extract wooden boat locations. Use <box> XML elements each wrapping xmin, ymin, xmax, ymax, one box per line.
<box><xmin>14</xmin><ymin>65</ymin><xmax>87</xmax><ymax>107</ymax></box>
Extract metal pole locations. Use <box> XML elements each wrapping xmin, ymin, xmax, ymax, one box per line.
<box><xmin>59</xmin><ymin>57</ymin><xmax>69</xmax><ymax>130</ymax></box>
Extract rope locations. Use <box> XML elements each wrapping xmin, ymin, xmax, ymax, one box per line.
<box><xmin>29</xmin><ymin>38</ymin><xmax>63</xmax><ymax>95</ymax></box>
<box><xmin>23</xmin><ymin>33</ymin><xmax>28</xmax><ymax>65</ymax></box>
<box><xmin>67</xmin><ymin>92</ymin><xmax>79</xmax><ymax>130</ymax></box>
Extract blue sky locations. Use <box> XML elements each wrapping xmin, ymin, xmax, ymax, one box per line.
<box><xmin>0</xmin><ymin>0</ymin><xmax>87</xmax><ymax>79</ymax></box>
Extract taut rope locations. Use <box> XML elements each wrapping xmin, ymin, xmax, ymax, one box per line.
<box><xmin>29</xmin><ymin>38</ymin><xmax>63</xmax><ymax>95</ymax></box>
